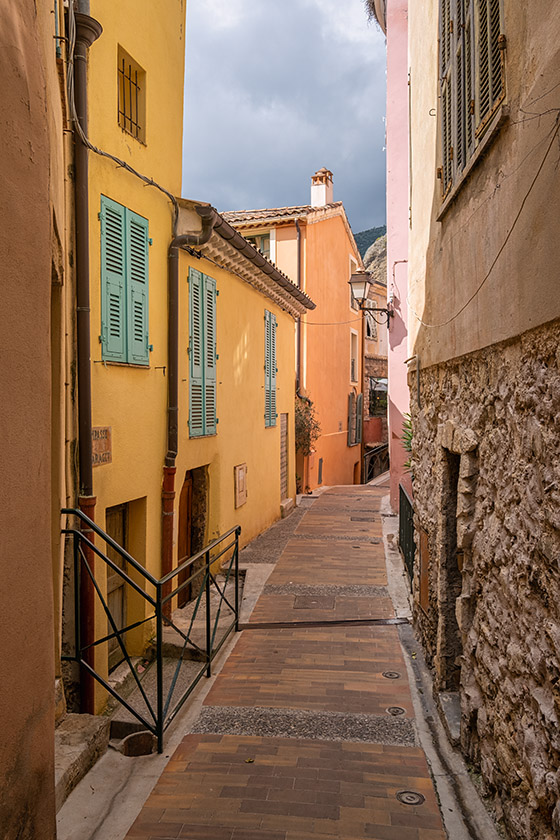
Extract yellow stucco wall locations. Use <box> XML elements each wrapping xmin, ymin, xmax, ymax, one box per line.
<box><xmin>176</xmin><ymin>253</ymin><xmax>297</xmax><ymax>548</ymax></box>
<box><xmin>83</xmin><ymin>2</ymin><xmax>297</xmax><ymax>702</ymax></box>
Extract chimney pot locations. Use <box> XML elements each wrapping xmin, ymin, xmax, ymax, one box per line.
<box><xmin>311</xmin><ymin>168</ymin><xmax>334</xmax><ymax>207</ymax></box>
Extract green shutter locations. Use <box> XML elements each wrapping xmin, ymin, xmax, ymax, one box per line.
<box><xmin>356</xmin><ymin>393</ymin><xmax>363</xmax><ymax>444</ymax></box>
<box><xmin>100</xmin><ymin>196</ymin><xmax>126</xmax><ymax>362</ymax></box>
<box><xmin>126</xmin><ymin>209</ymin><xmax>149</xmax><ymax>364</ymax></box>
<box><xmin>189</xmin><ymin>267</ymin><xmax>204</xmax><ymax>437</ymax></box>
<box><xmin>270</xmin><ymin>314</ymin><xmax>277</xmax><ymax>427</ymax></box>
<box><xmin>347</xmin><ymin>392</ymin><xmax>355</xmax><ymax>446</ymax></box>
<box><xmin>264</xmin><ymin>311</ymin><xmax>272</xmax><ymax>427</ymax></box>
<box><xmin>203</xmin><ymin>273</ymin><xmax>217</xmax><ymax>435</ymax></box>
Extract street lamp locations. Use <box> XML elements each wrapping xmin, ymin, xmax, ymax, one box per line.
<box><xmin>348</xmin><ymin>269</ymin><xmax>393</xmax><ymax>327</ymax></box>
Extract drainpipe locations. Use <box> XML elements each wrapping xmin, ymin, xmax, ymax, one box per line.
<box><xmin>161</xmin><ymin>209</ymin><xmax>216</xmax><ymax>617</ymax></box>
<box><xmin>295</xmin><ymin>219</ymin><xmax>303</xmax><ymax>394</ymax></box>
<box><xmin>73</xmin><ymin>8</ymin><xmax>102</xmax><ymax>714</ymax></box>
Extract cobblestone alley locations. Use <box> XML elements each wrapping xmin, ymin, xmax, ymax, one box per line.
<box><xmin>125</xmin><ymin>482</ymin><xmax>446</xmax><ymax>840</ymax></box>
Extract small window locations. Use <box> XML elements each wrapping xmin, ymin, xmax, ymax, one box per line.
<box><xmin>246</xmin><ymin>233</ymin><xmax>271</xmax><ymax>260</ymax></box>
<box><xmin>117</xmin><ymin>46</ymin><xmax>146</xmax><ymax>143</ymax></box>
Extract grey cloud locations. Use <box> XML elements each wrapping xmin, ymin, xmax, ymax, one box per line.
<box><xmin>183</xmin><ymin>0</ymin><xmax>386</xmax><ymax>231</ymax></box>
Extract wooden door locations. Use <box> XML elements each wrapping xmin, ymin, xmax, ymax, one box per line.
<box><xmin>177</xmin><ymin>472</ymin><xmax>193</xmax><ymax>608</ymax></box>
<box><xmin>105</xmin><ymin>503</ymin><xmax>128</xmax><ymax>671</ymax></box>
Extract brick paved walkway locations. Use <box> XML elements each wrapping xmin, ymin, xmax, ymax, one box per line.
<box><xmin>126</xmin><ymin>484</ymin><xmax>446</xmax><ymax>840</ymax></box>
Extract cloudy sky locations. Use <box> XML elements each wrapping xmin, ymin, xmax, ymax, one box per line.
<box><xmin>182</xmin><ymin>0</ymin><xmax>387</xmax><ymax>234</ymax></box>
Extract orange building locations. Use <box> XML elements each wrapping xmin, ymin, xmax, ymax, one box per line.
<box><xmin>224</xmin><ymin>169</ymin><xmax>365</xmax><ymax>491</ymax></box>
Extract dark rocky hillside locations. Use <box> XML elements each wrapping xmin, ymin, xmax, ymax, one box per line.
<box><xmin>354</xmin><ymin>225</ymin><xmax>387</xmax><ymax>259</ymax></box>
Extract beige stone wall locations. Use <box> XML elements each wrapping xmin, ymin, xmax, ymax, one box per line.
<box><xmin>410</xmin><ymin>320</ymin><xmax>560</xmax><ymax>840</ymax></box>
<box><xmin>409</xmin><ymin>0</ymin><xmax>560</xmax><ymax>367</ymax></box>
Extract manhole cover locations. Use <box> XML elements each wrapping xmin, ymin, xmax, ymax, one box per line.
<box><xmin>382</xmin><ymin>671</ymin><xmax>401</xmax><ymax>680</ymax></box>
<box><xmin>396</xmin><ymin>791</ymin><xmax>425</xmax><ymax>806</ymax></box>
<box><xmin>386</xmin><ymin>706</ymin><xmax>406</xmax><ymax>716</ymax></box>
<box><xmin>293</xmin><ymin>595</ymin><xmax>335</xmax><ymax>610</ymax></box>
<box><xmin>350</xmin><ymin>517</ymin><xmax>376</xmax><ymax>522</ymax></box>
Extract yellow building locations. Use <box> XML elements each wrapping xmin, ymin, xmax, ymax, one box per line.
<box><xmin>60</xmin><ymin>0</ymin><xmax>314</xmax><ymax>713</ymax></box>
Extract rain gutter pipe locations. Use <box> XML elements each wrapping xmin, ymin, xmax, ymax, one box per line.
<box><xmin>161</xmin><ymin>210</ymin><xmax>216</xmax><ymax>616</ymax></box>
<box><xmin>73</xmin><ymin>7</ymin><xmax>102</xmax><ymax>714</ymax></box>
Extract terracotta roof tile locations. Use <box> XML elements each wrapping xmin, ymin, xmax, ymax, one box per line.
<box><xmin>221</xmin><ymin>202</ymin><xmax>343</xmax><ymax>225</ymax></box>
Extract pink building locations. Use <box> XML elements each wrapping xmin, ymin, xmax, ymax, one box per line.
<box><xmin>368</xmin><ymin>0</ymin><xmax>410</xmax><ymax>510</ymax></box>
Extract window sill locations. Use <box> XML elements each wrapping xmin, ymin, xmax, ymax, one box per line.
<box><xmin>189</xmin><ymin>433</ymin><xmax>217</xmax><ymax>440</ymax></box>
<box><xmin>437</xmin><ymin>103</ymin><xmax>509</xmax><ymax>222</ymax></box>
<box><xmin>96</xmin><ymin>360</ymin><xmax>150</xmax><ymax>369</ymax></box>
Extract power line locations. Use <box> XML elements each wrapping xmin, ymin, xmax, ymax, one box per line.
<box><xmin>408</xmin><ymin>115</ymin><xmax>560</xmax><ymax>329</ymax></box>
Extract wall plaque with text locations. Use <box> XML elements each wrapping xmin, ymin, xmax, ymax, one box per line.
<box><xmin>92</xmin><ymin>426</ymin><xmax>112</xmax><ymax>466</ymax></box>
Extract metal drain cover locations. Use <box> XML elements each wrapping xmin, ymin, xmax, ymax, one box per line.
<box><xmin>396</xmin><ymin>790</ymin><xmax>426</xmax><ymax>806</ymax></box>
<box><xmin>386</xmin><ymin>706</ymin><xmax>406</xmax><ymax>716</ymax></box>
<box><xmin>382</xmin><ymin>671</ymin><xmax>401</xmax><ymax>679</ymax></box>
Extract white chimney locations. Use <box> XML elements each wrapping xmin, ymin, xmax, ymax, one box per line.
<box><xmin>311</xmin><ymin>167</ymin><xmax>334</xmax><ymax>207</ymax></box>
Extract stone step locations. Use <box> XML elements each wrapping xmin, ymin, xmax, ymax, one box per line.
<box><xmin>55</xmin><ymin>713</ymin><xmax>110</xmax><ymax>811</ymax></box>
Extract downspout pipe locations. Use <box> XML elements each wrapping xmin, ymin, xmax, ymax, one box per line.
<box><xmin>295</xmin><ymin>220</ymin><xmax>302</xmax><ymax>394</ymax></box>
<box><xmin>161</xmin><ymin>213</ymin><xmax>215</xmax><ymax>617</ymax></box>
<box><xmin>73</xmin><ymin>9</ymin><xmax>102</xmax><ymax>714</ymax></box>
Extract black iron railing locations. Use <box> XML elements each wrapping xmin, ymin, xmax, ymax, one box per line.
<box><xmin>398</xmin><ymin>484</ymin><xmax>415</xmax><ymax>590</ymax></box>
<box><xmin>61</xmin><ymin>508</ymin><xmax>240</xmax><ymax>752</ymax></box>
<box><xmin>363</xmin><ymin>443</ymin><xmax>389</xmax><ymax>483</ymax></box>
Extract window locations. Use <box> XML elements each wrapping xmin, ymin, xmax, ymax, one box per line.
<box><xmin>188</xmin><ymin>268</ymin><xmax>217</xmax><ymax>437</ymax></box>
<box><xmin>117</xmin><ymin>46</ymin><xmax>146</xmax><ymax>143</ymax></box>
<box><xmin>246</xmin><ymin>233</ymin><xmax>271</xmax><ymax>260</ymax></box>
<box><xmin>439</xmin><ymin>0</ymin><xmax>504</xmax><ymax>194</ymax></box>
<box><xmin>349</xmin><ymin>257</ymin><xmax>359</xmax><ymax>311</ymax></box>
<box><xmin>100</xmin><ymin>196</ymin><xmax>149</xmax><ymax>365</ymax></box>
<box><xmin>350</xmin><ymin>331</ymin><xmax>359</xmax><ymax>382</ymax></box>
<box><xmin>369</xmin><ymin>377</ymin><xmax>388</xmax><ymax>416</ymax></box>
<box><xmin>347</xmin><ymin>392</ymin><xmax>363</xmax><ymax>446</ymax></box>
<box><xmin>365</xmin><ymin>311</ymin><xmax>377</xmax><ymax>340</ymax></box>
<box><xmin>264</xmin><ymin>310</ymin><xmax>277</xmax><ymax>427</ymax></box>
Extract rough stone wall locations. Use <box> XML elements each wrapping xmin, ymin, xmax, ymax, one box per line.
<box><xmin>410</xmin><ymin>319</ymin><xmax>560</xmax><ymax>840</ymax></box>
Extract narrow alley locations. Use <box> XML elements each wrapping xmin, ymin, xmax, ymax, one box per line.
<box><xmin>64</xmin><ymin>483</ymin><xmax>454</xmax><ymax>840</ymax></box>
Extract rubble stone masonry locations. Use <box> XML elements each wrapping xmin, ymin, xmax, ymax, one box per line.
<box><xmin>410</xmin><ymin>319</ymin><xmax>560</xmax><ymax>840</ymax></box>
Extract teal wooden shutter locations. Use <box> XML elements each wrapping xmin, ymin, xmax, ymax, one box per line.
<box><xmin>356</xmin><ymin>393</ymin><xmax>363</xmax><ymax>444</ymax></box>
<box><xmin>347</xmin><ymin>392</ymin><xmax>355</xmax><ymax>445</ymax></box>
<box><xmin>264</xmin><ymin>311</ymin><xmax>272</xmax><ymax>426</ymax></box>
<box><xmin>100</xmin><ymin>196</ymin><xmax>126</xmax><ymax>362</ymax></box>
<box><xmin>189</xmin><ymin>268</ymin><xmax>204</xmax><ymax>437</ymax></box>
<box><xmin>203</xmin><ymin>274</ymin><xmax>217</xmax><ymax>435</ymax></box>
<box><xmin>126</xmin><ymin>209</ymin><xmax>149</xmax><ymax>364</ymax></box>
<box><xmin>270</xmin><ymin>314</ymin><xmax>277</xmax><ymax>427</ymax></box>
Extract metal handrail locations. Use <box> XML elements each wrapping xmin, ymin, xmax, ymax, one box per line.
<box><xmin>61</xmin><ymin>508</ymin><xmax>241</xmax><ymax>752</ymax></box>
<box><xmin>363</xmin><ymin>442</ymin><xmax>389</xmax><ymax>483</ymax></box>
<box><xmin>398</xmin><ymin>483</ymin><xmax>415</xmax><ymax>591</ymax></box>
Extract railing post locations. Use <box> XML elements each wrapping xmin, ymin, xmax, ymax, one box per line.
<box><xmin>205</xmin><ymin>551</ymin><xmax>212</xmax><ymax>678</ymax></box>
<box><xmin>234</xmin><ymin>527</ymin><xmax>241</xmax><ymax>632</ymax></box>
<box><xmin>73</xmin><ymin>536</ymin><xmax>81</xmax><ymax>661</ymax></box>
<box><xmin>155</xmin><ymin>582</ymin><xmax>164</xmax><ymax>753</ymax></box>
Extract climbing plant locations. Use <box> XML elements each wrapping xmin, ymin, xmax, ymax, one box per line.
<box><xmin>295</xmin><ymin>395</ymin><xmax>321</xmax><ymax>456</ymax></box>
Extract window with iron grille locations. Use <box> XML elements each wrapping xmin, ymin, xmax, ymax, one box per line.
<box><xmin>117</xmin><ymin>46</ymin><xmax>146</xmax><ymax>143</ymax></box>
<box><xmin>439</xmin><ymin>0</ymin><xmax>505</xmax><ymax>196</ymax></box>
